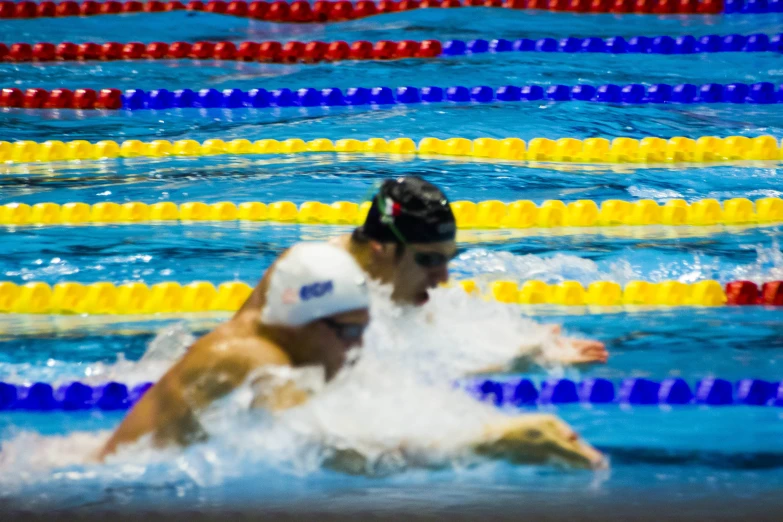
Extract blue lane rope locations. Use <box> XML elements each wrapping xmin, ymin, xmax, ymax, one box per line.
<box><xmin>1</xmin><ymin>377</ymin><xmax>782</xmax><ymax>412</ymax></box>
<box><xmin>445</xmin><ymin>34</ymin><xmax>783</xmax><ymax>56</ymax></box>
<box><xmin>120</xmin><ymin>81</ymin><xmax>783</xmax><ymax>110</ymax></box>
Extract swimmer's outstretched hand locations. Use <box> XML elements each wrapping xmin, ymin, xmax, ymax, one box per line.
<box><xmin>475</xmin><ymin>414</ymin><xmax>607</xmax><ymax>470</ymax></box>
<box><xmin>547</xmin><ymin>324</ymin><xmax>609</xmax><ymax>365</ymax></box>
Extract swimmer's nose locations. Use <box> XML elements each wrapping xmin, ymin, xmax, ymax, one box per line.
<box><xmin>429</xmin><ymin>265</ymin><xmax>449</xmax><ymax>286</ymax></box>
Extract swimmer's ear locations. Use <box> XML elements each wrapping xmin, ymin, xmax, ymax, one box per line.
<box><xmin>369</xmin><ymin>240</ymin><xmax>395</xmax><ymax>261</ymax></box>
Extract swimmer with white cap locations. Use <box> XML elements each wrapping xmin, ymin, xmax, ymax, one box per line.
<box><xmin>331</xmin><ymin>176</ymin><xmax>609</xmax><ymax>367</ymax></box>
<box><xmin>100</xmin><ymin>242</ymin><xmax>371</xmax><ymax>457</ymax></box>
<box><xmin>100</xmin><ymin>242</ymin><xmax>604</xmax><ymax>470</ymax></box>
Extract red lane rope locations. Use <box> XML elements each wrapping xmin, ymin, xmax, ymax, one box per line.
<box><xmin>0</xmin><ymin>39</ymin><xmax>442</xmax><ymax>63</ymax></box>
<box><xmin>0</xmin><ymin>0</ymin><xmax>725</xmax><ymax>21</ymax></box>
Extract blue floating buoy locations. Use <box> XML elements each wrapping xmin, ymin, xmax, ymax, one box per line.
<box><xmin>19</xmin><ymin>383</ymin><xmax>57</xmax><ymax>411</ymax></box>
<box><xmin>724</xmin><ymin>83</ymin><xmax>750</xmax><ymax>104</ymax></box>
<box><xmin>672</xmin><ymin>84</ymin><xmax>698</xmax><ymax>104</ymax></box>
<box><xmin>659</xmin><ymin>378</ymin><xmax>693</xmax><ymax>405</ymax></box>
<box><xmin>296</xmin><ymin>87</ymin><xmax>321</xmax><ymax>107</ymax></box>
<box><xmin>770</xmin><ymin>0</ymin><xmax>783</xmax><ymax>11</ymax></box>
<box><xmin>490</xmin><ymin>39</ymin><xmax>513</xmax><ymax>53</ymax></box>
<box><xmin>540</xmin><ymin>379</ymin><xmax>579</xmax><ymax>404</ymax></box>
<box><xmin>724</xmin><ymin>0</ymin><xmax>745</xmax><ymax>13</ymax></box>
<box><xmin>270</xmin><ymin>88</ymin><xmax>295</xmax><ymax>107</ymax></box>
<box><xmin>696</xmin><ymin>35</ymin><xmax>722</xmax><ymax>53</ymax></box>
<box><xmin>0</xmin><ymin>382</ymin><xmax>17</xmax><ymax>410</ymax></box>
<box><xmin>222</xmin><ymin>88</ymin><xmax>245</xmax><ymax>108</ymax></box>
<box><xmin>470</xmin><ymin>85</ymin><xmax>494</xmax><ymax>103</ymax></box>
<box><xmin>58</xmin><ymin>382</ymin><xmax>94</xmax><ymax>411</ymax></box>
<box><xmin>396</xmin><ymin>86</ymin><xmax>421</xmax><ymax>104</ymax></box>
<box><xmin>467</xmin><ymin>39</ymin><xmax>490</xmax><ymax>54</ymax></box>
<box><xmin>512</xmin><ymin>38</ymin><xmax>535</xmax><ymax>52</ymax></box>
<box><xmin>604</xmin><ymin>36</ymin><xmax>627</xmax><ymax>54</ymax></box>
<box><xmin>646</xmin><ymin>84</ymin><xmax>673</xmax><ymax>103</ymax></box>
<box><xmin>196</xmin><ymin>88</ymin><xmax>222</xmax><ymax>109</ymax></box>
<box><xmin>581</xmin><ymin>37</ymin><xmax>606</xmax><ymax>53</ymax></box>
<box><xmin>478</xmin><ymin>380</ymin><xmax>504</xmax><ymax>406</ymax></box>
<box><xmin>674</xmin><ymin>35</ymin><xmax>697</xmax><ymax>54</ymax></box>
<box><xmin>559</xmin><ymin>37</ymin><xmax>582</xmax><ymax>53</ymax></box>
<box><xmin>742</xmin><ymin>0</ymin><xmax>769</xmax><ymax>12</ymax></box>
<box><xmin>699</xmin><ymin>83</ymin><xmax>724</xmax><ymax>103</ymax></box>
<box><xmin>345</xmin><ymin>87</ymin><xmax>370</xmax><ymax>106</ymax></box>
<box><xmin>97</xmin><ymin>382</ymin><xmax>129</xmax><ymax>411</ymax></box>
<box><xmin>320</xmin><ymin>88</ymin><xmax>344</xmax><ymax>106</ymax></box>
<box><xmin>172</xmin><ymin>88</ymin><xmax>195</xmax><ymax>108</ymax></box>
<box><xmin>578</xmin><ymin>378</ymin><xmax>615</xmax><ymax>404</ymax></box>
<box><xmin>743</xmin><ymin>34</ymin><xmax>769</xmax><ymax>52</ymax></box>
<box><xmin>770</xmin><ymin>34</ymin><xmax>783</xmax><ymax>52</ymax></box>
<box><xmin>651</xmin><ymin>36</ymin><xmax>675</xmax><ymax>55</ymax></box>
<box><xmin>535</xmin><ymin>38</ymin><xmax>558</xmax><ymax>52</ymax></box>
<box><xmin>749</xmin><ymin>82</ymin><xmax>777</xmax><ymax>104</ymax></box>
<box><xmin>621</xmin><ymin>84</ymin><xmax>646</xmax><ymax>104</ymax></box>
<box><xmin>626</xmin><ymin>36</ymin><xmax>651</xmax><ymax>53</ymax></box>
<box><xmin>496</xmin><ymin>85</ymin><xmax>522</xmax><ymax>102</ymax></box>
<box><xmin>445</xmin><ymin>86</ymin><xmax>470</xmax><ymax>102</ymax></box>
<box><xmin>696</xmin><ymin>378</ymin><xmax>734</xmax><ymax>405</ymax></box>
<box><xmin>421</xmin><ymin>86</ymin><xmax>444</xmax><ymax>103</ymax></box>
<box><xmin>146</xmin><ymin>89</ymin><xmax>172</xmax><ymax>110</ymax></box>
<box><xmin>546</xmin><ymin>84</ymin><xmax>571</xmax><ymax>101</ymax></box>
<box><xmin>370</xmin><ymin>87</ymin><xmax>395</xmax><ymax>105</ymax></box>
<box><xmin>595</xmin><ymin>84</ymin><xmax>621</xmax><ymax>103</ymax></box>
<box><xmin>510</xmin><ymin>379</ymin><xmax>539</xmax><ymax>406</ymax></box>
<box><xmin>721</xmin><ymin>34</ymin><xmax>747</xmax><ymax>52</ymax></box>
<box><xmin>519</xmin><ymin>85</ymin><xmax>544</xmax><ymax>101</ymax></box>
<box><xmin>245</xmin><ymin>88</ymin><xmax>270</xmax><ymax>108</ymax></box>
<box><xmin>571</xmin><ymin>84</ymin><xmax>597</xmax><ymax>101</ymax></box>
<box><xmin>619</xmin><ymin>378</ymin><xmax>661</xmax><ymax>405</ymax></box>
<box><xmin>442</xmin><ymin>40</ymin><xmax>467</xmax><ymax>56</ymax></box>
<box><xmin>737</xmin><ymin>379</ymin><xmax>774</xmax><ymax>405</ymax></box>
<box><xmin>122</xmin><ymin>89</ymin><xmax>146</xmax><ymax>110</ymax></box>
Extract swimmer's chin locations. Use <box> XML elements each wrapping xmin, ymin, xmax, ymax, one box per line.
<box><xmin>414</xmin><ymin>291</ymin><xmax>430</xmax><ymax>305</ymax></box>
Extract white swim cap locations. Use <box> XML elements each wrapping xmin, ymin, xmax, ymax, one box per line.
<box><xmin>261</xmin><ymin>242</ymin><xmax>369</xmax><ymax>327</ymax></box>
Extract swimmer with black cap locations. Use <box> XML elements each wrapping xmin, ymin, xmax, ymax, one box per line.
<box><xmin>332</xmin><ymin>176</ymin><xmax>609</xmax><ymax>367</ymax></box>
<box><xmin>100</xmin><ymin>242</ymin><xmax>605</xmax><ymax>471</ymax></box>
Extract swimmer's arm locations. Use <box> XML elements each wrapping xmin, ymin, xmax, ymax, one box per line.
<box><xmin>472</xmin><ymin>414</ymin><xmax>605</xmax><ymax>470</ymax></box>
<box><xmin>100</xmin><ymin>333</ymin><xmax>289</xmax><ymax>458</ymax></box>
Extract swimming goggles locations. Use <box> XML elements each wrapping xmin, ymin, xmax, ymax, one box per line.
<box><xmin>322</xmin><ymin>318</ymin><xmax>367</xmax><ymax>343</ymax></box>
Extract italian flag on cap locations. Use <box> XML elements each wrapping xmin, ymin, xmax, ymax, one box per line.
<box><xmin>384</xmin><ymin>197</ymin><xmax>401</xmax><ymax>218</ymax></box>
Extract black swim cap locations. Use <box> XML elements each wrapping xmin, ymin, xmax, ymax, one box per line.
<box><xmin>357</xmin><ymin>177</ymin><xmax>456</xmax><ymax>244</ymax></box>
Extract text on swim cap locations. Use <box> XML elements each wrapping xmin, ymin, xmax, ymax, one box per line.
<box><xmin>300</xmin><ymin>280</ymin><xmax>334</xmax><ymax>301</ymax></box>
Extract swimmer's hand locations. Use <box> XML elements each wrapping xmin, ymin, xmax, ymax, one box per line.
<box><xmin>547</xmin><ymin>324</ymin><xmax>608</xmax><ymax>366</ymax></box>
<box><xmin>475</xmin><ymin>414</ymin><xmax>606</xmax><ymax>470</ymax></box>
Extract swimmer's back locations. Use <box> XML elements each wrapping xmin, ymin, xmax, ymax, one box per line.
<box><xmin>99</xmin><ymin>316</ymin><xmax>291</xmax><ymax>458</ymax></box>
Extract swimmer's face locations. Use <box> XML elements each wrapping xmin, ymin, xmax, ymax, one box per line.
<box><xmin>298</xmin><ymin>308</ymin><xmax>370</xmax><ymax>380</ymax></box>
<box><xmin>391</xmin><ymin>240</ymin><xmax>457</xmax><ymax>306</ymax></box>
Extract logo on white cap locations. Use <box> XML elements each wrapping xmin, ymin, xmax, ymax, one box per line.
<box><xmin>261</xmin><ymin>243</ymin><xmax>369</xmax><ymax>327</ymax></box>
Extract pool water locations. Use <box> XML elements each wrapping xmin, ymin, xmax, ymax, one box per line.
<box><xmin>2</xmin><ymin>6</ymin><xmax>783</xmax><ymax>518</ymax></box>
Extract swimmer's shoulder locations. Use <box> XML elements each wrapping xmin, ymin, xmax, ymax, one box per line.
<box><xmin>175</xmin><ymin>319</ymin><xmax>292</xmax><ymax>383</ymax></box>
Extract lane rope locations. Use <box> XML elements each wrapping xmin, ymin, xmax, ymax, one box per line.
<box><xmin>1</xmin><ymin>135</ymin><xmax>781</xmax><ymax>165</ymax></box>
<box><xmin>2</xmin><ymin>33</ymin><xmax>782</xmax><ymax>65</ymax></box>
<box><xmin>3</xmin><ymin>81</ymin><xmax>783</xmax><ymax>110</ymax></box>
<box><xmin>2</xmin><ymin>376</ymin><xmax>782</xmax><ymax>412</ymax></box>
<box><xmin>0</xmin><ymin>279</ymin><xmax>780</xmax><ymax>314</ymax></box>
<box><xmin>0</xmin><ymin>0</ymin><xmax>728</xmax><ymax>23</ymax></box>
<box><xmin>2</xmin><ymin>196</ymin><xmax>783</xmax><ymax>229</ymax></box>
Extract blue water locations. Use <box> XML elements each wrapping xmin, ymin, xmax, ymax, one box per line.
<box><xmin>2</xmin><ymin>6</ymin><xmax>783</xmax><ymax>517</ymax></box>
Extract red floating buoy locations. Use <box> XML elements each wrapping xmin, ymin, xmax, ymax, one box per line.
<box><xmin>122</xmin><ymin>42</ymin><xmax>146</xmax><ymax>59</ymax></box>
<box><xmin>72</xmin><ymin>88</ymin><xmax>98</xmax><ymax>109</ymax></box>
<box><xmin>289</xmin><ymin>0</ymin><xmax>313</xmax><ymax>20</ymax></box>
<box><xmin>349</xmin><ymin>40</ymin><xmax>373</xmax><ymax>59</ymax></box>
<box><xmin>101</xmin><ymin>42</ymin><xmax>124</xmax><ymax>60</ymax></box>
<box><xmin>761</xmin><ymin>281</ymin><xmax>783</xmax><ymax>306</ymax></box>
<box><xmin>32</xmin><ymin>42</ymin><xmax>56</xmax><ymax>61</ymax></box>
<box><xmin>96</xmin><ymin>88</ymin><xmax>122</xmax><ymax>110</ymax></box>
<box><xmin>417</xmin><ymin>39</ymin><xmax>442</xmax><ymax>58</ymax></box>
<box><xmin>395</xmin><ymin>40</ymin><xmax>421</xmax><ymax>59</ymax></box>
<box><xmin>325</xmin><ymin>41</ymin><xmax>350</xmax><ymax>61</ymax></box>
<box><xmin>167</xmin><ymin>41</ymin><xmax>193</xmax><ymax>58</ymax></box>
<box><xmin>9</xmin><ymin>43</ymin><xmax>33</xmax><ymax>62</ymax></box>
<box><xmin>23</xmin><ymin>88</ymin><xmax>49</xmax><ymax>109</ymax></box>
<box><xmin>190</xmin><ymin>41</ymin><xmax>216</xmax><ymax>59</ymax></box>
<box><xmin>37</xmin><ymin>1</ymin><xmax>57</xmax><ymax>16</ymax></box>
<box><xmin>100</xmin><ymin>0</ymin><xmax>123</xmax><ymax>12</ymax></box>
<box><xmin>303</xmin><ymin>41</ymin><xmax>327</xmax><ymax>62</ymax></box>
<box><xmin>0</xmin><ymin>88</ymin><xmax>23</xmax><ymax>108</ymax></box>
<box><xmin>248</xmin><ymin>1</ymin><xmax>268</xmax><ymax>17</ymax></box>
<box><xmin>213</xmin><ymin>41</ymin><xmax>237</xmax><ymax>60</ymax></box>
<box><xmin>280</xmin><ymin>41</ymin><xmax>305</xmax><ymax>63</ymax></box>
<box><xmin>77</xmin><ymin>42</ymin><xmax>102</xmax><ymax>60</ymax></box>
<box><xmin>226</xmin><ymin>0</ymin><xmax>248</xmax><ymax>15</ymax></box>
<box><xmin>237</xmin><ymin>41</ymin><xmax>260</xmax><ymax>61</ymax></box>
<box><xmin>45</xmin><ymin>88</ymin><xmax>73</xmax><ymax>109</ymax></box>
<box><xmin>146</xmin><ymin>42</ymin><xmax>170</xmax><ymax>59</ymax></box>
<box><xmin>56</xmin><ymin>42</ymin><xmax>79</xmax><ymax>61</ymax></box>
